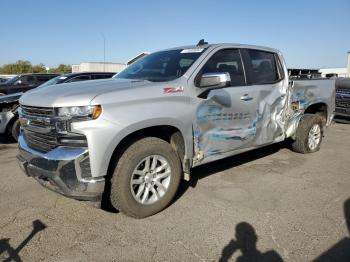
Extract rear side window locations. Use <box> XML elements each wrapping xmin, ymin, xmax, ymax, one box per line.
<box><xmin>36</xmin><ymin>75</ymin><xmax>53</xmax><ymax>83</ymax></box>
<box><xmin>67</xmin><ymin>75</ymin><xmax>91</xmax><ymax>82</ymax></box>
<box><xmin>244</xmin><ymin>49</ymin><xmax>283</xmax><ymax>85</ymax></box>
<box><xmin>93</xmin><ymin>74</ymin><xmax>113</xmax><ymax>80</ymax></box>
<box><xmin>20</xmin><ymin>75</ymin><xmax>36</xmax><ymax>84</ymax></box>
<box><xmin>198</xmin><ymin>49</ymin><xmax>246</xmax><ymax>86</ymax></box>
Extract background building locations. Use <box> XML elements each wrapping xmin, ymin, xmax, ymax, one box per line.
<box><xmin>319</xmin><ymin>68</ymin><xmax>347</xmax><ymax>78</ymax></box>
<box><xmin>319</xmin><ymin>52</ymin><xmax>350</xmax><ymax>78</ymax></box>
<box><xmin>290</xmin><ymin>52</ymin><xmax>350</xmax><ymax>79</ymax></box>
<box><xmin>348</xmin><ymin>52</ymin><xmax>350</xmax><ymax>77</ymax></box>
<box><xmin>71</xmin><ymin>62</ymin><xmax>127</xmax><ymax>73</ymax></box>
<box><xmin>0</xmin><ymin>74</ymin><xmax>17</xmax><ymax>79</ymax></box>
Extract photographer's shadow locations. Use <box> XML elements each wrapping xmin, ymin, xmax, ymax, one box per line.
<box><xmin>0</xmin><ymin>220</ymin><xmax>46</xmax><ymax>262</ymax></box>
<box><xmin>219</xmin><ymin>222</ymin><xmax>283</xmax><ymax>262</ymax></box>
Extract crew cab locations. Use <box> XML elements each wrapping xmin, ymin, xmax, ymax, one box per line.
<box><xmin>16</xmin><ymin>42</ymin><xmax>335</xmax><ymax>218</ymax></box>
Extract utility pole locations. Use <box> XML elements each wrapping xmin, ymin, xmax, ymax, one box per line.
<box><xmin>101</xmin><ymin>33</ymin><xmax>106</xmax><ymax>72</ymax></box>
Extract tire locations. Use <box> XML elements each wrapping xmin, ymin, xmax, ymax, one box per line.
<box><xmin>11</xmin><ymin>118</ymin><xmax>20</xmax><ymax>141</ymax></box>
<box><xmin>291</xmin><ymin>114</ymin><xmax>324</xmax><ymax>154</ymax></box>
<box><xmin>110</xmin><ymin>137</ymin><xmax>182</xmax><ymax>218</ymax></box>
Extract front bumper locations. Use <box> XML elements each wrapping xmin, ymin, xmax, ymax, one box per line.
<box><xmin>0</xmin><ymin>111</ymin><xmax>15</xmax><ymax>134</ymax></box>
<box><xmin>334</xmin><ymin>107</ymin><xmax>350</xmax><ymax>123</ymax></box>
<box><xmin>16</xmin><ymin>133</ymin><xmax>105</xmax><ymax>201</ymax></box>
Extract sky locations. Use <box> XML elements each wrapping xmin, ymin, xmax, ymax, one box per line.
<box><xmin>0</xmin><ymin>0</ymin><xmax>349</xmax><ymax>69</ymax></box>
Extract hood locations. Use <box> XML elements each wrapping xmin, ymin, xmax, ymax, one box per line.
<box><xmin>0</xmin><ymin>92</ymin><xmax>23</xmax><ymax>104</ymax></box>
<box><xmin>19</xmin><ymin>78</ymin><xmax>150</xmax><ymax>107</ymax></box>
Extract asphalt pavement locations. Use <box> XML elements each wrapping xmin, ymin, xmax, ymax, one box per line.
<box><xmin>0</xmin><ymin>123</ymin><xmax>349</xmax><ymax>261</ymax></box>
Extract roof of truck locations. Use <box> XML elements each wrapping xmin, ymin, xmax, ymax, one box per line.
<box><xmin>161</xmin><ymin>43</ymin><xmax>281</xmax><ymax>54</ymax></box>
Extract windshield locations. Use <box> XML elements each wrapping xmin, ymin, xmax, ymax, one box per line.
<box><xmin>115</xmin><ymin>48</ymin><xmax>204</xmax><ymax>82</ymax></box>
<box><xmin>39</xmin><ymin>75</ymin><xmax>68</xmax><ymax>87</ymax></box>
<box><xmin>3</xmin><ymin>76</ymin><xmax>19</xmax><ymax>85</ymax></box>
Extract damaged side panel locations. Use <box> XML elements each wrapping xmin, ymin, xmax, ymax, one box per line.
<box><xmin>284</xmin><ymin>80</ymin><xmax>333</xmax><ymax>138</ymax></box>
<box><xmin>0</xmin><ymin>93</ymin><xmax>21</xmax><ymax>134</ymax></box>
<box><xmin>193</xmin><ymin>80</ymin><xmax>288</xmax><ymax>165</ymax></box>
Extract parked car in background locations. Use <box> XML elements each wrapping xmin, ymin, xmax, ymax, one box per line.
<box><xmin>17</xmin><ymin>42</ymin><xmax>335</xmax><ymax>218</ymax></box>
<box><xmin>39</xmin><ymin>72</ymin><xmax>115</xmax><ymax>88</ymax></box>
<box><xmin>0</xmin><ymin>78</ymin><xmax>9</xmax><ymax>84</ymax></box>
<box><xmin>335</xmin><ymin>77</ymin><xmax>350</xmax><ymax>122</ymax></box>
<box><xmin>0</xmin><ymin>74</ymin><xmax>59</xmax><ymax>95</ymax></box>
<box><xmin>0</xmin><ymin>72</ymin><xmax>115</xmax><ymax>141</ymax></box>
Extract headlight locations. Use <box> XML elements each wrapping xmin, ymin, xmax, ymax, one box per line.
<box><xmin>56</xmin><ymin>105</ymin><xmax>102</xmax><ymax>120</ymax></box>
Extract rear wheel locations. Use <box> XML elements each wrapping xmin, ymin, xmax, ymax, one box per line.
<box><xmin>291</xmin><ymin>114</ymin><xmax>324</xmax><ymax>154</ymax></box>
<box><xmin>110</xmin><ymin>137</ymin><xmax>182</xmax><ymax>218</ymax></box>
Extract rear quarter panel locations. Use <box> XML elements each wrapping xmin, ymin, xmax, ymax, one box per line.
<box><xmin>285</xmin><ymin>79</ymin><xmax>335</xmax><ymax>138</ymax></box>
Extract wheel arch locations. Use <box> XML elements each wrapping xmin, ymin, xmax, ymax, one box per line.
<box><xmin>105</xmin><ymin>120</ymin><xmax>192</xmax><ymax>178</ymax></box>
<box><xmin>304</xmin><ymin>102</ymin><xmax>328</xmax><ymax>125</ymax></box>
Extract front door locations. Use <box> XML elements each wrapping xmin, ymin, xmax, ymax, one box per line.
<box><xmin>193</xmin><ymin>49</ymin><xmax>260</xmax><ymax>162</ymax></box>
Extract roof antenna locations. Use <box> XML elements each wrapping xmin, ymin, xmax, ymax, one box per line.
<box><xmin>197</xmin><ymin>39</ymin><xmax>208</xmax><ymax>46</ymax></box>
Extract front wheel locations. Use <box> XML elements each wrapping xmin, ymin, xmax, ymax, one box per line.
<box><xmin>11</xmin><ymin>119</ymin><xmax>20</xmax><ymax>141</ymax></box>
<box><xmin>291</xmin><ymin>114</ymin><xmax>324</xmax><ymax>154</ymax></box>
<box><xmin>110</xmin><ymin>137</ymin><xmax>182</xmax><ymax>218</ymax></box>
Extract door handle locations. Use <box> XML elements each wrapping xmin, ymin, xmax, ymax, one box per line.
<box><xmin>240</xmin><ymin>94</ymin><xmax>253</xmax><ymax>101</ymax></box>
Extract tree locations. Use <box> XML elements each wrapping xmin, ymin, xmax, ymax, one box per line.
<box><xmin>0</xmin><ymin>61</ymin><xmax>72</xmax><ymax>74</ymax></box>
<box><xmin>0</xmin><ymin>60</ymin><xmax>32</xmax><ymax>74</ymax></box>
<box><xmin>49</xmin><ymin>64</ymin><xmax>71</xmax><ymax>74</ymax></box>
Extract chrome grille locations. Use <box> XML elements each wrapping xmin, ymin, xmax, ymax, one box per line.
<box><xmin>336</xmin><ymin>98</ymin><xmax>350</xmax><ymax>108</ymax></box>
<box><xmin>21</xmin><ymin>105</ymin><xmax>88</xmax><ymax>153</ymax></box>
<box><xmin>336</xmin><ymin>88</ymin><xmax>350</xmax><ymax>108</ymax></box>
<box><xmin>336</xmin><ymin>88</ymin><xmax>350</xmax><ymax>95</ymax></box>
<box><xmin>21</xmin><ymin>105</ymin><xmax>57</xmax><ymax>153</ymax></box>
<box><xmin>24</xmin><ymin>130</ymin><xmax>57</xmax><ymax>153</ymax></box>
<box><xmin>21</xmin><ymin>105</ymin><xmax>55</xmax><ymax>117</ymax></box>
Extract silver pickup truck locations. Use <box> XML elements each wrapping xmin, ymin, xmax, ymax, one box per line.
<box><xmin>16</xmin><ymin>42</ymin><xmax>335</xmax><ymax>218</ymax></box>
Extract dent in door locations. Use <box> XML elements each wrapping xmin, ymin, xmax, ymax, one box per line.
<box><xmin>193</xmin><ymin>93</ymin><xmax>257</xmax><ymax>162</ymax></box>
<box><xmin>193</xmin><ymin>85</ymin><xmax>288</xmax><ymax>164</ymax></box>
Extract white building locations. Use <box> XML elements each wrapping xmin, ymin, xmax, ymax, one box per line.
<box><xmin>319</xmin><ymin>67</ymin><xmax>348</xmax><ymax>77</ymax></box>
<box><xmin>0</xmin><ymin>74</ymin><xmax>17</xmax><ymax>79</ymax></box>
<box><xmin>72</xmin><ymin>62</ymin><xmax>127</xmax><ymax>73</ymax></box>
<box><xmin>319</xmin><ymin>52</ymin><xmax>350</xmax><ymax>78</ymax></box>
<box><xmin>348</xmin><ymin>51</ymin><xmax>350</xmax><ymax>77</ymax></box>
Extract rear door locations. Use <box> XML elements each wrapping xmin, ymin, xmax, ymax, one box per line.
<box><xmin>240</xmin><ymin>49</ymin><xmax>288</xmax><ymax>145</ymax></box>
<box><xmin>193</xmin><ymin>48</ymin><xmax>260</xmax><ymax>160</ymax></box>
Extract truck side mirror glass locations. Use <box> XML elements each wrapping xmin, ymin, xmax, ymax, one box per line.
<box><xmin>199</xmin><ymin>72</ymin><xmax>231</xmax><ymax>89</ymax></box>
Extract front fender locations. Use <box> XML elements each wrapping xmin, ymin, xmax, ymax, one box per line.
<box><xmin>72</xmin><ymin>117</ymin><xmax>193</xmax><ymax>177</ymax></box>
<box><xmin>102</xmin><ymin>118</ymin><xmax>193</xmax><ymax>174</ymax></box>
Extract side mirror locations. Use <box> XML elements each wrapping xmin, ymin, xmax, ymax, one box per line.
<box><xmin>199</xmin><ymin>72</ymin><xmax>231</xmax><ymax>89</ymax></box>
<box><xmin>15</xmin><ymin>80</ymin><xmax>22</xmax><ymax>85</ymax></box>
<box><xmin>288</xmin><ymin>80</ymin><xmax>294</xmax><ymax>89</ymax></box>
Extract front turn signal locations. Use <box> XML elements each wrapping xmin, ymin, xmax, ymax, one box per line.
<box><xmin>92</xmin><ymin>105</ymin><xmax>102</xmax><ymax>119</ymax></box>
